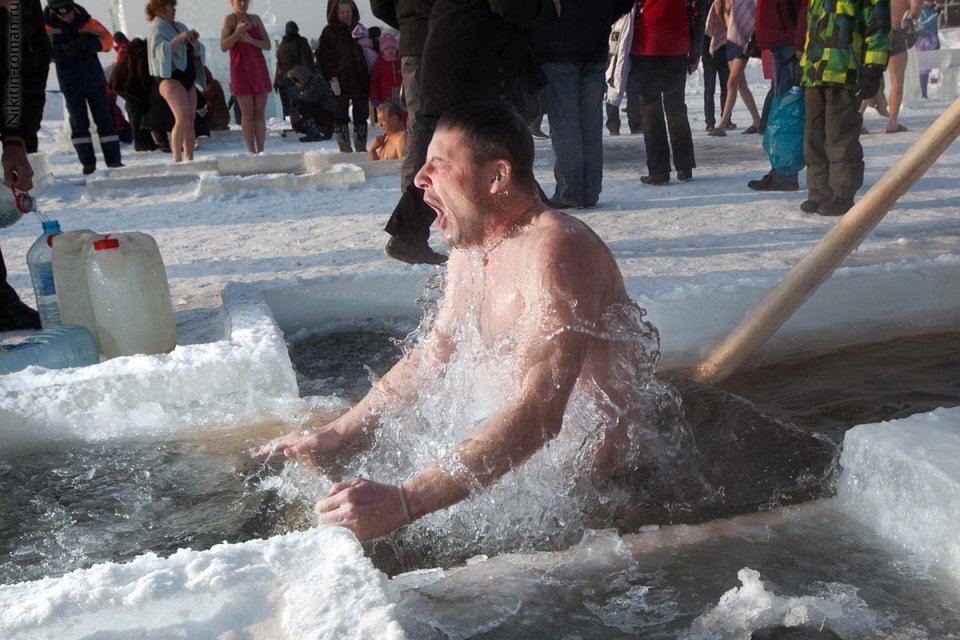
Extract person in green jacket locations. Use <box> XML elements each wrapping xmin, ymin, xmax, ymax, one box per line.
<box><xmin>796</xmin><ymin>0</ymin><xmax>891</xmax><ymax>217</ymax></box>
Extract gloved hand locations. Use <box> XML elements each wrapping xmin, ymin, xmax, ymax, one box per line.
<box><xmin>856</xmin><ymin>65</ymin><xmax>884</xmax><ymax>101</ymax></box>
<box><xmin>84</xmin><ymin>31</ymin><xmax>102</xmax><ymax>53</ymax></box>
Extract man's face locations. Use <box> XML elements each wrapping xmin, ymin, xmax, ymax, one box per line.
<box><xmin>415</xmin><ymin>128</ymin><xmax>494</xmax><ymax>248</ymax></box>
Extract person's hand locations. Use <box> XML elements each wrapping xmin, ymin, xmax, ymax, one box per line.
<box><xmin>235</xmin><ymin>19</ymin><xmax>250</xmax><ymax>36</ymax></box>
<box><xmin>2</xmin><ymin>141</ymin><xmax>33</xmax><ymax>190</ymax></box>
<box><xmin>315</xmin><ymin>478</ymin><xmax>410</xmax><ymax>541</ymax></box>
<box><xmin>330</xmin><ymin>77</ymin><xmax>341</xmax><ymax>96</ymax></box>
<box><xmin>687</xmin><ymin>57</ymin><xmax>699</xmax><ymax>75</ymax></box>
<box><xmin>254</xmin><ymin>424</ymin><xmax>344</xmax><ymax>459</ymax></box>
<box><xmin>856</xmin><ymin>65</ymin><xmax>884</xmax><ymax>100</ymax></box>
<box><xmin>84</xmin><ymin>31</ymin><xmax>102</xmax><ymax>53</ymax></box>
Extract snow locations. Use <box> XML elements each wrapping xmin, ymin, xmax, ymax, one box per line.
<box><xmin>0</xmin><ymin>59</ymin><xmax>959</xmax><ymax>638</ymax></box>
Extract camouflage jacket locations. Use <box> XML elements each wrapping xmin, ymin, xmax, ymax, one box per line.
<box><xmin>798</xmin><ymin>0</ymin><xmax>891</xmax><ymax>90</ymax></box>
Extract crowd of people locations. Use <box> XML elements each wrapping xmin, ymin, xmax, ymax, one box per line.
<box><xmin>0</xmin><ymin>0</ymin><xmax>947</xmax><ymax>330</ymax></box>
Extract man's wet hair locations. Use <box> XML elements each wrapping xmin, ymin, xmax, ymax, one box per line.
<box><xmin>377</xmin><ymin>101</ymin><xmax>404</xmax><ymax>121</ymax></box>
<box><xmin>436</xmin><ymin>101</ymin><xmax>536</xmax><ymax>189</ymax></box>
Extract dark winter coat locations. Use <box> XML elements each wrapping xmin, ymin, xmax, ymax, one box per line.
<box><xmin>275</xmin><ymin>32</ymin><xmax>315</xmax><ymax>88</ymax></box>
<box><xmin>531</xmin><ymin>0</ymin><xmax>634</xmax><ymax>65</ymax></box>
<box><xmin>44</xmin><ymin>4</ymin><xmax>112</xmax><ymax>92</ymax></box>
<box><xmin>1</xmin><ymin>0</ymin><xmax>50</xmax><ymax>146</ymax></box>
<box><xmin>109</xmin><ymin>37</ymin><xmax>152</xmax><ymax>107</ymax></box>
<box><xmin>419</xmin><ymin>0</ymin><xmax>559</xmax><ymax>119</ymax></box>
<box><xmin>317</xmin><ymin>0</ymin><xmax>370</xmax><ymax>98</ymax></box>
<box><xmin>756</xmin><ymin>0</ymin><xmax>801</xmax><ymax>50</ymax></box>
<box><xmin>370</xmin><ymin>0</ymin><xmax>436</xmax><ymax>58</ymax></box>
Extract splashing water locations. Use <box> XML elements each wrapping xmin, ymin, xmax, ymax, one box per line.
<box><xmin>264</xmin><ymin>264</ymin><xmax>838</xmax><ymax>572</ymax></box>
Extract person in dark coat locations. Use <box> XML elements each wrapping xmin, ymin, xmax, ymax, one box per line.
<box><xmin>202</xmin><ymin>67</ymin><xmax>231</xmax><ymax>131</ymax></box>
<box><xmin>274</xmin><ymin>20</ymin><xmax>315</xmax><ymax>118</ymax></box>
<box><xmin>1</xmin><ymin>0</ymin><xmax>51</xmax><ymax>331</ymax></box>
<box><xmin>747</xmin><ymin>0</ymin><xmax>803</xmax><ymax>192</ymax></box>
<box><xmin>371</xmin><ymin>0</ymin><xmax>437</xmax><ymax>263</ymax></box>
<box><xmin>317</xmin><ymin>0</ymin><xmax>371</xmax><ymax>152</ymax></box>
<box><xmin>44</xmin><ymin>0</ymin><xmax>123</xmax><ymax>174</ymax></box>
<box><xmin>380</xmin><ymin>0</ymin><xmax>559</xmax><ymax>265</ymax></box>
<box><xmin>532</xmin><ymin>0</ymin><xmax>634</xmax><ymax>210</ymax></box>
<box><xmin>287</xmin><ymin>65</ymin><xmax>336</xmax><ymax>142</ymax></box>
<box><xmin>108</xmin><ymin>36</ymin><xmax>159</xmax><ymax>151</ymax></box>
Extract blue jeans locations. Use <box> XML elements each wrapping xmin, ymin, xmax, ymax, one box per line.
<box><xmin>542</xmin><ymin>61</ymin><xmax>606</xmax><ymax>206</ymax></box>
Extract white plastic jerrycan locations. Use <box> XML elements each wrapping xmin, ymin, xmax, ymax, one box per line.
<box><xmin>83</xmin><ymin>232</ymin><xmax>177</xmax><ymax>358</ymax></box>
<box><xmin>52</xmin><ymin>229</ymin><xmax>99</xmax><ymax>341</ymax></box>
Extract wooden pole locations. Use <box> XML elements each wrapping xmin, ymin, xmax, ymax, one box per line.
<box><xmin>693</xmin><ymin>97</ymin><xmax>960</xmax><ymax>385</ymax></box>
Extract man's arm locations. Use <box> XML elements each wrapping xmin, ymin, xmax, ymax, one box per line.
<box><xmin>256</xmin><ymin>278</ymin><xmax>457</xmax><ymax>460</ymax></box>
<box><xmin>3</xmin><ymin>0</ymin><xmax>50</xmax><ymax>187</ymax></box>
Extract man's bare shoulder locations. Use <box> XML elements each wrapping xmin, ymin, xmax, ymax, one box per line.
<box><xmin>528</xmin><ymin>209</ymin><xmax>611</xmax><ymax>262</ymax></box>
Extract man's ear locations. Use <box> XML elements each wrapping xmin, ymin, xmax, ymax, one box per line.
<box><xmin>489</xmin><ymin>160</ymin><xmax>512</xmax><ymax>195</ymax></box>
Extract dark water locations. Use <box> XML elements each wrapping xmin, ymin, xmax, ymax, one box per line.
<box><xmin>2</xmin><ymin>329</ymin><xmax>959</xmax><ymax>587</ymax></box>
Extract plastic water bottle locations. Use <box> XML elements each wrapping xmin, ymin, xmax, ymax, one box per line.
<box><xmin>0</xmin><ymin>324</ymin><xmax>100</xmax><ymax>375</ymax></box>
<box><xmin>26</xmin><ymin>219</ymin><xmax>62</xmax><ymax>329</ymax></box>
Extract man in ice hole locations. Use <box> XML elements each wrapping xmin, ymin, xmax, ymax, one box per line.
<box><xmin>258</xmin><ymin>101</ymin><xmax>647</xmax><ymax>540</ymax></box>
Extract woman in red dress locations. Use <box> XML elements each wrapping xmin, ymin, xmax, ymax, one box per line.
<box><xmin>220</xmin><ymin>0</ymin><xmax>272</xmax><ymax>153</ymax></box>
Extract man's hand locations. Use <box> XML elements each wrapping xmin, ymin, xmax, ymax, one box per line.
<box><xmin>2</xmin><ymin>141</ymin><xmax>33</xmax><ymax>190</ymax></box>
<box><xmin>856</xmin><ymin>65</ymin><xmax>884</xmax><ymax>101</ymax></box>
<box><xmin>315</xmin><ymin>478</ymin><xmax>410</xmax><ymax>541</ymax></box>
<box><xmin>254</xmin><ymin>424</ymin><xmax>344</xmax><ymax>459</ymax></box>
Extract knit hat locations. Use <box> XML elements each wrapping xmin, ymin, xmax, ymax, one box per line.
<box><xmin>351</xmin><ymin>23</ymin><xmax>368</xmax><ymax>40</ymax></box>
<box><xmin>285</xmin><ymin>21</ymin><xmax>299</xmax><ymax>36</ymax></box>
<box><xmin>379</xmin><ymin>33</ymin><xmax>398</xmax><ymax>52</ymax></box>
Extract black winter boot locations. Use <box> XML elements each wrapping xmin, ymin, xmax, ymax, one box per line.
<box><xmin>354</xmin><ymin>123</ymin><xmax>367</xmax><ymax>153</ymax></box>
<box><xmin>334</xmin><ymin>124</ymin><xmax>352</xmax><ymax>153</ymax></box>
<box><xmin>299</xmin><ymin>119</ymin><xmax>325</xmax><ymax>143</ymax></box>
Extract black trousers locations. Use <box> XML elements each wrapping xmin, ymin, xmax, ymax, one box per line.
<box><xmin>631</xmin><ymin>54</ymin><xmax>696</xmax><ymax>176</ymax></box>
<box><xmin>0</xmin><ymin>246</ymin><xmax>40</xmax><ymax>331</ymax></box>
<box><xmin>384</xmin><ymin>114</ymin><xmax>438</xmax><ymax>244</ymax></box>
<box><xmin>701</xmin><ymin>37</ymin><xmax>730</xmax><ymax>128</ymax></box>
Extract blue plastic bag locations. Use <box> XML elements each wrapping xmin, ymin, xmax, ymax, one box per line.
<box><xmin>763</xmin><ymin>86</ymin><xmax>805</xmax><ymax>174</ymax></box>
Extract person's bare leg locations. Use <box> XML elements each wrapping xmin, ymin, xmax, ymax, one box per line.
<box><xmin>736</xmin><ymin>75</ymin><xmax>762</xmax><ymax>128</ymax></box>
<box><xmin>716</xmin><ymin>57</ymin><xmax>746</xmax><ymax>130</ymax></box>
<box><xmin>183</xmin><ymin>87</ymin><xmax>197</xmax><ymax>161</ymax></box>
<box><xmin>159</xmin><ymin>80</ymin><xmax>191</xmax><ymax>163</ymax></box>
<box><xmin>254</xmin><ymin>92</ymin><xmax>267</xmax><ymax>152</ymax></box>
<box><xmin>238</xmin><ymin>94</ymin><xmax>256</xmax><ymax>153</ymax></box>
<box><xmin>886</xmin><ymin>51</ymin><xmax>908</xmax><ymax>132</ymax></box>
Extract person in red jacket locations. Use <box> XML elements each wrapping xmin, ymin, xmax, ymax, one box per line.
<box><xmin>629</xmin><ymin>0</ymin><xmax>706</xmax><ymax>185</ymax></box>
<box><xmin>747</xmin><ymin>0</ymin><xmax>802</xmax><ymax>191</ymax></box>
<box><xmin>368</xmin><ymin>32</ymin><xmax>403</xmax><ymax>117</ymax></box>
